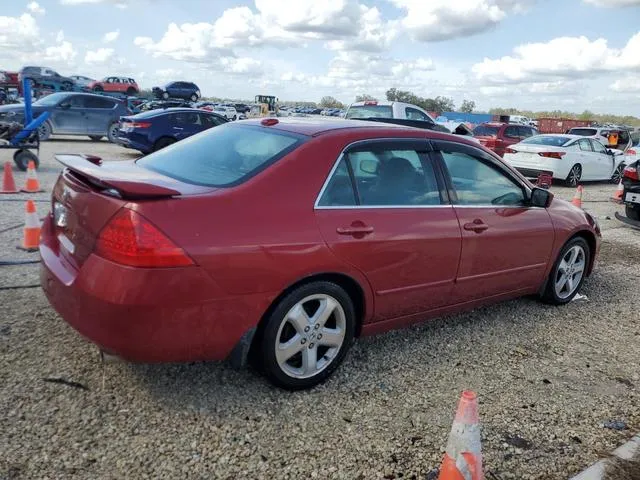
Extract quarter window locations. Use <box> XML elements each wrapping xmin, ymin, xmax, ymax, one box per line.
<box><xmin>578</xmin><ymin>139</ymin><xmax>593</xmax><ymax>152</ymax></box>
<box><xmin>441</xmin><ymin>151</ymin><xmax>526</xmax><ymax>206</ymax></box>
<box><xmin>318</xmin><ymin>146</ymin><xmax>442</xmax><ymax>207</ymax></box>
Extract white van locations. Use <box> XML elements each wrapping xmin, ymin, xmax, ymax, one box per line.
<box><xmin>345</xmin><ymin>100</ymin><xmax>436</xmax><ymax>123</ymax></box>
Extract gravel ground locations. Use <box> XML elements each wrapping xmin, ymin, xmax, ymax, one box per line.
<box><xmin>1</xmin><ymin>136</ymin><xmax>639</xmax><ymax>480</ymax></box>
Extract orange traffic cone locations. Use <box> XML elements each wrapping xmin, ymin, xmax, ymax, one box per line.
<box><xmin>21</xmin><ymin>160</ymin><xmax>42</xmax><ymax>193</ymax></box>
<box><xmin>611</xmin><ymin>180</ymin><xmax>624</xmax><ymax>204</ymax></box>
<box><xmin>1</xmin><ymin>161</ymin><xmax>19</xmax><ymax>194</ymax></box>
<box><xmin>438</xmin><ymin>391</ymin><xmax>483</xmax><ymax>480</ymax></box>
<box><xmin>18</xmin><ymin>200</ymin><xmax>41</xmax><ymax>252</ymax></box>
<box><xmin>571</xmin><ymin>185</ymin><xmax>583</xmax><ymax>209</ymax></box>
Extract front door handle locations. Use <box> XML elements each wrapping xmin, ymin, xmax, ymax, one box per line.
<box><xmin>336</xmin><ymin>225</ymin><xmax>374</xmax><ymax>236</ymax></box>
<box><xmin>463</xmin><ymin>219</ymin><xmax>489</xmax><ymax>233</ymax></box>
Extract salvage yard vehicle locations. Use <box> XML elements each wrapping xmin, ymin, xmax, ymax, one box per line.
<box><xmin>473</xmin><ymin>122</ymin><xmax>538</xmax><ymax>157</ymax></box>
<box><xmin>116</xmin><ymin>107</ymin><xmax>227</xmax><ymax>153</ymax></box>
<box><xmin>0</xmin><ymin>92</ymin><xmax>128</xmax><ymax>142</ymax></box>
<box><xmin>503</xmin><ymin>134</ymin><xmax>626</xmax><ymax>187</ymax></box>
<box><xmin>345</xmin><ymin>100</ymin><xmax>435</xmax><ymax>123</ymax></box>
<box><xmin>152</xmin><ymin>81</ymin><xmax>201</xmax><ymax>102</ymax></box>
<box><xmin>18</xmin><ymin>66</ymin><xmax>76</xmax><ymax>91</ymax></box>
<box><xmin>88</xmin><ymin>76</ymin><xmax>139</xmax><ymax>95</ymax></box>
<box><xmin>620</xmin><ymin>159</ymin><xmax>640</xmax><ymax>223</ymax></box>
<box><xmin>213</xmin><ymin>105</ymin><xmax>238</xmax><ymax>121</ymax></box>
<box><xmin>567</xmin><ymin>126</ymin><xmax>632</xmax><ymax>152</ymax></box>
<box><xmin>69</xmin><ymin>75</ymin><xmax>96</xmax><ymax>88</ymax></box>
<box><xmin>40</xmin><ymin>118</ymin><xmax>601</xmax><ymax>390</ymax></box>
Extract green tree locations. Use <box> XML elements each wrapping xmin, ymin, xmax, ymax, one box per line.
<box><xmin>355</xmin><ymin>93</ymin><xmax>377</xmax><ymax>102</ymax></box>
<box><xmin>460</xmin><ymin>100</ymin><xmax>476</xmax><ymax>113</ymax></box>
<box><xmin>319</xmin><ymin>96</ymin><xmax>344</xmax><ymax>108</ymax></box>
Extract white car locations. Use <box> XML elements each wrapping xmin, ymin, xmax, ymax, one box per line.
<box><xmin>213</xmin><ymin>106</ymin><xmax>238</xmax><ymax>121</ymax></box>
<box><xmin>503</xmin><ymin>134</ymin><xmax>626</xmax><ymax>187</ymax></box>
<box><xmin>344</xmin><ymin>100</ymin><xmax>436</xmax><ymax>123</ymax></box>
<box><xmin>566</xmin><ymin>126</ymin><xmax>632</xmax><ymax>152</ymax></box>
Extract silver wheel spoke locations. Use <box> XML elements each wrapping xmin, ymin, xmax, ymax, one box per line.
<box><xmin>558</xmin><ymin>259</ymin><xmax>569</xmax><ymax>273</ymax></box>
<box><xmin>301</xmin><ymin>347</ymin><xmax>317</xmax><ymax>375</ymax></box>
<box><xmin>276</xmin><ymin>335</ymin><xmax>304</xmax><ymax>363</ymax></box>
<box><xmin>287</xmin><ymin>305</ymin><xmax>310</xmax><ymax>334</ymax></box>
<box><xmin>573</xmin><ymin>261</ymin><xmax>585</xmax><ymax>273</ymax></box>
<box><xmin>567</xmin><ymin>275</ymin><xmax>575</xmax><ymax>293</ymax></box>
<box><xmin>311</xmin><ymin>297</ymin><xmax>337</xmax><ymax>327</ymax></box>
<box><xmin>568</xmin><ymin>247</ymin><xmax>579</xmax><ymax>265</ymax></box>
<box><xmin>319</xmin><ymin>327</ymin><xmax>344</xmax><ymax>348</ymax></box>
<box><xmin>556</xmin><ymin>274</ymin><xmax>568</xmax><ymax>292</ymax></box>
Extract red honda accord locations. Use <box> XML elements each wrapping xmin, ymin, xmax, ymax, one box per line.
<box><xmin>40</xmin><ymin>118</ymin><xmax>601</xmax><ymax>390</ymax></box>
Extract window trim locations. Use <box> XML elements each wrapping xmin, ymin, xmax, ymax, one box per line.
<box><xmin>578</xmin><ymin>138</ymin><xmax>594</xmax><ymax>152</ymax></box>
<box><xmin>314</xmin><ymin>138</ymin><xmax>452</xmax><ymax>210</ymax></box>
<box><xmin>430</xmin><ymin>139</ymin><xmax>535</xmax><ymax>209</ymax></box>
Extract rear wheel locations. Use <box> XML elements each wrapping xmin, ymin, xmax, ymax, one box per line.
<box><xmin>153</xmin><ymin>137</ymin><xmax>176</xmax><ymax>151</ymax></box>
<box><xmin>37</xmin><ymin>121</ymin><xmax>52</xmax><ymax>141</ymax></box>
<box><xmin>93</xmin><ymin>85</ymin><xmax>103</xmax><ymax>92</ymax></box>
<box><xmin>62</xmin><ymin>81</ymin><xmax>73</xmax><ymax>91</ymax></box>
<box><xmin>256</xmin><ymin>281</ymin><xmax>356</xmax><ymax>390</ymax></box>
<box><xmin>541</xmin><ymin>237</ymin><xmax>590</xmax><ymax>305</ymax></box>
<box><xmin>13</xmin><ymin>149</ymin><xmax>39</xmax><ymax>171</ymax></box>
<box><xmin>106</xmin><ymin>123</ymin><xmax>119</xmax><ymax>143</ymax></box>
<box><xmin>162</xmin><ymin>92</ymin><xmax>169</xmax><ymax>100</ymax></box>
<box><xmin>88</xmin><ymin>135</ymin><xmax>103</xmax><ymax>141</ymax></box>
<box><xmin>611</xmin><ymin>163</ymin><xmax>624</xmax><ymax>184</ymax></box>
<box><xmin>190</xmin><ymin>93</ymin><xmax>198</xmax><ymax>102</ymax></box>
<box><xmin>565</xmin><ymin>164</ymin><xmax>582</xmax><ymax>187</ymax></box>
<box><xmin>626</xmin><ymin>205</ymin><xmax>640</xmax><ymax>221</ymax></box>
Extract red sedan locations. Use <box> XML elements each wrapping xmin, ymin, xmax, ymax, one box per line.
<box><xmin>40</xmin><ymin>118</ymin><xmax>601</xmax><ymax>390</ymax></box>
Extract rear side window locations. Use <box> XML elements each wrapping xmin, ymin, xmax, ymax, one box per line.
<box><xmin>345</xmin><ymin>105</ymin><xmax>393</xmax><ymax>119</ymax></box>
<box><xmin>472</xmin><ymin>125</ymin><xmax>499</xmax><ymax>137</ymax></box>
<box><xmin>138</xmin><ymin>124</ymin><xmax>304</xmax><ymax>187</ymax></box>
<box><xmin>86</xmin><ymin>97</ymin><xmax>115</xmax><ymax>109</ymax></box>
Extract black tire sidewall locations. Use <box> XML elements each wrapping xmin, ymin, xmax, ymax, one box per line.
<box><xmin>542</xmin><ymin>237</ymin><xmax>590</xmax><ymax>305</ymax></box>
<box><xmin>107</xmin><ymin>123</ymin><xmax>119</xmax><ymax>143</ymax></box>
<box><xmin>190</xmin><ymin>94</ymin><xmax>197</xmax><ymax>102</ymax></box>
<box><xmin>13</xmin><ymin>150</ymin><xmax>38</xmax><ymax>171</ymax></box>
<box><xmin>260</xmin><ymin>281</ymin><xmax>356</xmax><ymax>390</ymax></box>
<box><xmin>565</xmin><ymin>165</ymin><xmax>581</xmax><ymax>187</ymax></box>
<box><xmin>154</xmin><ymin>137</ymin><xmax>175</xmax><ymax>151</ymax></box>
<box><xmin>38</xmin><ymin>121</ymin><xmax>51</xmax><ymax>141</ymax></box>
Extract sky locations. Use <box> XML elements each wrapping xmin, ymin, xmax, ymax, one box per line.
<box><xmin>1</xmin><ymin>0</ymin><xmax>639</xmax><ymax>115</ymax></box>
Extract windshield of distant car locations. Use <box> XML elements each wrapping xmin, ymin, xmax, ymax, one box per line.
<box><xmin>33</xmin><ymin>93</ymin><xmax>70</xmax><ymax>107</ymax></box>
<box><xmin>568</xmin><ymin>128</ymin><xmax>597</xmax><ymax>136</ymax></box>
<box><xmin>345</xmin><ymin>105</ymin><xmax>393</xmax><ymax>119</ymax></box>
<box><xmin>472</xmin><ymin>125</ymin><xmax>500</xmax><ymax>137</ymax></box>
<box><xmin>137</xmin><ymin>124</ymin><xmax>305</xmax><ymax>187</ymax></box>
<box><xmin>521</xmin><ymin>135</ymin><xmax>571</xmax><ymax>147</ymax></box>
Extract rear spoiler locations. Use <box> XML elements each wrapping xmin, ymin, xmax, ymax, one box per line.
<box><xmin>55</xmin><ymin>154</ymin><xmax>181</xmax><ymax>198</ymax></box>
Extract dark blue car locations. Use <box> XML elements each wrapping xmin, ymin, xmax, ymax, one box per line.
<box><xmin>152</xmin><ymin>81</ymin><xmax>201</xmax><ymax>102</ymax></box>
<box><xmin>116</xmin><ymin>108</ymin><xmax>227</xmax><ymax>154</ymax></box>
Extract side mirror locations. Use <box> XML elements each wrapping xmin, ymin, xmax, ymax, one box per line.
<box><xmin>58</xmin><ymin>102</ymin><xmax>71</xmax><ymax>110</ymax></box>
<box><xmin>530</xmin><ymin>187</ymin><xmax>553</xmax><ymax>208</ymax></box>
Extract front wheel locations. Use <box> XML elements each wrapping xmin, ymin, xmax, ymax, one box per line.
<box><xmin>162</xmin><ymin>92</ymin><xmax>169</xmax><ymax>100</ymax></box>
<box><xmin>106</xmin><ymin>123</ymin><xmax>119</xmax><ymax>143</ymax></box>
<box><xmin>190</xmin><ymin>93</ymin><xmax>198</xmax><ymax>102</ymax></box>
<box><xmin>611</xmin><ymin>163</ymin><xmax>624</xmax><ymax>184</ymax></box>
<box><xmin>93</xmin><ymin>85</ymin><xmax>103</xmax><ymax>92</ymax></box>
<box><xmin>126</xmin><ymin>87</ymin><xmax>136</xmax><ymax>96</ymax></box>
<box><xmin>256</xmin><ymin>281</ymin><xmax>356</xmax><ymax>390</ymax></box>
<box><xmin>541</xmin><ymin>237</ymin><xmax>590</xmax><ymax>305</ymax></box>
<box><xmin>565</xmin><ymin>164</ymin><xmax>582</xmax><ymax>187</ymax></box>
<box><xmin>626</xmin><ymin>205</ymin><xmax>640</xmax><ymax>221</ymax></box>
<box><xmin>38</xmin><ymin>121</ymin><xmax>52</xmax><ymax>141</ymax></box>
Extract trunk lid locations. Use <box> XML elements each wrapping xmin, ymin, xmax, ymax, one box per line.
<box><xmin>52</xmin><ymin>155</ymin><xmax>216</xmax><ymax>268</ymax></box>
<box><xmin>504</xmin><ymin>144</ymin><xmax>566</xmax><ymax>167</ymax></box>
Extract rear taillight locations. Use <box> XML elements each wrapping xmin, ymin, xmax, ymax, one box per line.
<box><xmin>538</xmin><ymin>152</ymin><xmax>566</xmax><ymax>159</ymax></box>
<box><xmin>626</xmin><ymin>149</ymin><xmax>636</xmax><ymax>156</ymax></box>
<box><xmin>129</xmin><ymin>122</ymin><xmax>151</xmax><ymax>129</ymax></box>
<box><xmin>505</xmin><ymin>147</ymin><xmax>517</xmax><ymax>154</ymax></box>
<box><xmin>95</xmin><ymin>209</ymin><xmax>193</xmax><ymax>268</ymax></box>
<box><xmin>623</xmin><ymin>165</ymin><xmax>639</xmax><ymax>181</ymax></box>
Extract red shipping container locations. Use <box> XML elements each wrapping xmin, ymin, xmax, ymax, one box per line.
<box><xmin>536</xmin><ymin>117</ymin><xmax>592</xmax><ymax>134</ymax></box>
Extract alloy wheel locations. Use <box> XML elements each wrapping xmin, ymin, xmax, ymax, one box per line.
<box><xmin>554</xmin><ymin>245</ymin><xmax>586</xmax><ymax>299</ymax></box>
<box><xmin>567</xmin><ymin>165</ymin><xmax>581</xmax><ymax>187</ymax></box>
<box><xmin>274</xmin><ymin>294</ymin><xmax>346</xmax><ymax>379</ymax></box>
<box><xmin>611</xmin><ymin>163</ymin><xmax>624</xmax><ymax>184</ymax></box>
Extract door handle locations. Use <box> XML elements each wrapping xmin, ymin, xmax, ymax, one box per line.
<box><xmin>336</xmin><ymin>225</ymin><xmax>374</xmax><ymax>236</ymax></box>
<box><xmin>463</xmin><ymin>219</ymin><xmax>489</xmax><ymax>233</ymax></box>
<box><xmin>173</xmin><ymin>127</ymin><xmax>183</xmax><ymax>130</ymax></box>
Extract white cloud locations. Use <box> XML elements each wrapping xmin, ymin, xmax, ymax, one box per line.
<box><xmin>0</xmin><ymin>13</ymin><xmax>39</xmax><ymax>49</ymax></box>
<box><xmin>472</xmin><ymin>32</ymin><xmax>640</xmax><ymax>84</ymax></box>
<box><xmin>60</xmin><ymin>0</ymin><xmax>130</xmax><ymax>7</ymax></box>
<box><xmin>43</xmin><ymin>40</ymin><xmax>77</xmax><ymax>63</ymax></box>
<box><xmin>103</xmin><ymin>30</ymin><xmax>120</xmax><ymax>43</ymax></box>
<box><xmin>56</xmin><ymin>30</ymin><xmax>64</xmax><ymax>42</ymax></box>
<box><xmin>325</xmin><ymin>6</ymin><xmax>397</xmax><ymax>53</ymax></box>
<box><xmin>583</xmin><ymin>0</ymin><xmax>640</xmax><ymax>6</ymax></box>
<box><xmin>27</xmin><ymin>2</ymin><xmax>46</xmax><ymax>15</ymax></box>
<box><xmin>390</xmin><ymin>0</ymin><xmax>534</xmax><ymax>42</ymax></box>
<box><xmin>611</xmin><ymin>76</ymin><xmax>640</xmax><ymax>92</ymax></box>
<box><xmin>84</xmin><ymin>47</ymin><xmax>114</xmax><ymax>64</ymax></box>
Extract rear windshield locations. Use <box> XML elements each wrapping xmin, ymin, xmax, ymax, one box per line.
<box><xmin>137</xmin><ymin>124</ymin><xmax>304</xmax><ymax>187</ymax></box>
<box><xmin>345</xmin><ymin>105</ymin><xmax>393</xmax><ymax>119</ymax></box>
<box><xmin>521</xmin><ymin>135</ymin><xmax>571</xmax><ymax>146</ymax></box>
<box><xmin>473</xmin><ymin>125</ymin><xmax>500</xmax><ymax>137</ymax></box>
<box><xmin>568</xmin><ymin>128</ymin><xmax>597</xmax><ymax>136</ymax></box>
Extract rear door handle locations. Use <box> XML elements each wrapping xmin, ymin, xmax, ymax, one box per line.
<box><xmin>463</xmin><ymin>219</ymin><xmax>489</xmax><ymax>233</ymax></box>
<box><xmin>336</xmin><ymin>226</ymin><xmax>374</xmax><ymax>236</ymax></box>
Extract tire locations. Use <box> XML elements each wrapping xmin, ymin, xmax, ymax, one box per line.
<box><xmin>88</xmin><ymin>135</ymin><xmax>103</xmax><ymax>141</ymax></box>
<box><xmin>93</xmin><ymin>85</ymin><xmax>103</xmax><ymax>92</ymax></box>
<box><xmin>162</xmin><ymin>92</ymin><xmax>169</xmax><ymax>100</ymax></box>
<box><xmin>256</xmin><ymin>281</ymin><xmax>356</xmax><ymax>390</ymax></box>
<box><xmin>106</xmin><ymin>123</ymin><xmax>119</xmax><ymax>143</ymax></box>
<box><xmin>153</xmin><ymin>137</ymin><xmax>176</xmax><ymax>151</ymax></box>
<box><xmin>541</xmin><ymin>237</ymin><xmax>590</xmax><ymax>305</ymax></box>
<box><xmin>611</xmin><ymin>163</ymin><xmax>624</xmax><ymax>184</ymax></box>
<box><xmin>62</xmin><ymin>81</ymin><xmax>73</xmax><ymax>91</ymax></box>
<box><xmin>626</xmin><ymin>205</ymin><xmax>640</xmax><ymax>221</ymax></box>
<box><xmin>190</xmin><ymin>94</ymin><xmax>198</xmax><ymax>102</ymax></box>
<box><xmin>13</xmin><ymin>149</ymin><xmax>39</xmax><ymax>171</ymax></box>
<box><xmin>37</xmin><ymin>121</ymin><xmax>52</xmax><ymax>141</ymax></box>
<box><xmin>564</xmin><ymin>164</ymin><xmax>582</xmax><ymax>187</ymax></box>
<box><xmin>126</xmin><ymin>87</ymin><xmax>136</xmax><ymax>96</ymax></box>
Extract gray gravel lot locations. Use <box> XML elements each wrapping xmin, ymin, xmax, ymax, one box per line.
<box><xmin>1</xmin><ymin>136</ymin><xmax>639</xmax><ymax>480</ymax></box>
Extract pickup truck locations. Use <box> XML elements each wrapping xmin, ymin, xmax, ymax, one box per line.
<box><xmin>344</xmin><ymin>100</ymin><xmax>436</xmax><ymax>123</ymax></box>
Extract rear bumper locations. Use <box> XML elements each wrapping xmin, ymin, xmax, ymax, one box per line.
<box><xmin>513</xmin><ymin>167</ymin><xmax>554</xmax><ymax>179</ymax></box>
<box><xmin>39</xmin><ymin>215</ymin><xmax>268</xmax><ymax>363</ymax></box>
<box><xmin>115</xmin><ymin>134</ymin><xmax>151</xmax><ymax>153</ymax></box>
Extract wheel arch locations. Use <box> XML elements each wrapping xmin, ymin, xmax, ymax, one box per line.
<box><xmin>153</xmin><ymin>135</ymin><xmax>177</xmax><ymax>149</ymax></box>
<box><xmin>570</xmin><ymin>230</ymin><xmax>597</xmax><ymax>277</ymax></box>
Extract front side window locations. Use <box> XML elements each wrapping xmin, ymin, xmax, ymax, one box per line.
<box><xmin>405</xmin><ymin>107</ymin><xmax>428</xmax><ymax>121</ymax></box>
<box><xmin>440</xmin><ymin>150</ymin><xmax>526</xmax><ymax>206</ymax></box>
<box><xmin>578</xmin><ymin>139</ymin><xmax>593</xmax><ymax>152</ymax></box>
<box><xmin>504</xmin><ymin>126</ymin><xmax>519</xmax><ymax>139</ymax></box>
<box><xmin>318</xmin><ymin>146</ymin><xmax>441</xmax><ymax>207</ymax></box>
<box><xmin>590</xmin><ymin>139</ymin><xmax>607</xmax><ymax>153</ymax></box>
